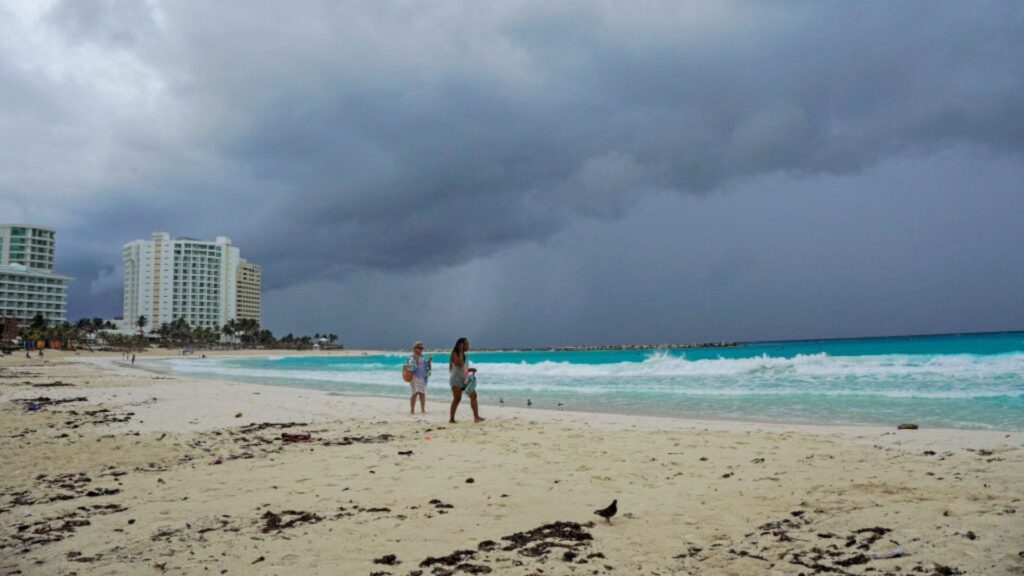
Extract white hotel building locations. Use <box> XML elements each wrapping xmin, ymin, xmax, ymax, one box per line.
<box><xmin>123</xmin><ymin>233</ymin><xmax>260</xmax><ymax>331</ymax></box>
<box><xmin>0</xmin><ymin>224</ymin><xmax>71</xmax><ymax>326</ymax></box>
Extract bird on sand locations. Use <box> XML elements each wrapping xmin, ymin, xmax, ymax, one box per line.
<box><xmin>527</xmin><ymin>398</ymin><xmax>532</xmax><ymax>407</ymax></box>
<box><xmin>557</xmin><ymin>402</ymin><xmax>564</xmax><ymax>411</ymax></box>
<box><xmin>594</xmin><ymin>499</ymin><xmax>617</xmax><ymax>525</ymax></box>
<box><xmin>499</xmin><ymin>398</ymin><xmax>504</xmax><ymax>408</ymax></box>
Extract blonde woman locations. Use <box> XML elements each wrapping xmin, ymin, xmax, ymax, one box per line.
<box><xmin>404</xmin><ymin>341</ymin><xmax>432</xmax><ymax>414</ymax></box>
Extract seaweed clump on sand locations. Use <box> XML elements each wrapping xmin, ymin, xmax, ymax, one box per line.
<box><xmin>674</xmin><ymin>510</ymin><xmax>967</xmax><ymax>576</ymax></box>
<box><xmin>415</xmin><ymin>520</ymin><xmax>600</xmax><ymax>575</ymax></box>
<box><xmin>259</xmin><ymin>510</ymin><xmax>323</xmax><ymax>533</ymax></box>
<box><xmin>500</xmin><ymin>521</ymin><xmax>594</xmax><ymax>557</ymax></box>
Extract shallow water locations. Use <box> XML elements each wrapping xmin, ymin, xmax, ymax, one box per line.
<box><xmin>160</xmin><ymin>332</ymin><xmax>1024</xmax><ymax>430</ymax></box>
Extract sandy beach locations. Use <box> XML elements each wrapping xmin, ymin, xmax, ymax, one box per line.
<box><xmin>1</xmin><ymin>351</ymin><xmax>1021</xmax><ymax>575</ymax></box>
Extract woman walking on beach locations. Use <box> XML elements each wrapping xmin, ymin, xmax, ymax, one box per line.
<box><xmin>449</xmin><ymin>337</ymin><xmax>484</xmax><ymax>424</ymax></box>
<box><xmin>404</xmin><ymin>341</ymin><xmax>431</xmax><ymax>415</ymax></box>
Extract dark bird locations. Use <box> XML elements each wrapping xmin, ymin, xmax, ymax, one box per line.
<box><xmin>527</xmin><ymin>399</ymin><xmax>532</xmax><ymax>407</ymax></box>
<box><xmin>557</xmin><ymin>402</ymin><xmax>564</xmax><ymax>411</ymax></box>
<box><xmin>594</xmin><ymin>499</ymin><xmax>617</xmax><ymax>525</ymax></box>
<box><xmin>499</xmin><ymin>398</ymin><xmax>504</xmax><ymax>408</ymax></box>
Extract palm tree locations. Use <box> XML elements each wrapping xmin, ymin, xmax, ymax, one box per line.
<box><xmin>30</xmin><ymin>313</ymin><xmax>47</xmax><ymax>331</ymax></box>
<box><xmin>257</xmin><ymin>329</ymin><xmax>275</xmax><ymax>347</ymax></box>
<box><xmin>136</xmin><ymin>315</ymin><xmax>148</xmax><ymax>334</ymax></box>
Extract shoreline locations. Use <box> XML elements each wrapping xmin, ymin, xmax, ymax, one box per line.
<box><xmin>139</xmin><ymin>352</ymin><xmax>1024</xmax><ymax>435</ymax></box>
<box><xmin>16</xmin><ymin>353</ymin><xmax>1024</xmax><ymax>445</ymax></box>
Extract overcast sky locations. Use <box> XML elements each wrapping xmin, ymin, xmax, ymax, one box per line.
<box><xmin>2</xmin><ymin>1</ymin><xmax>1022</xmax><ymax>347</ymax></box>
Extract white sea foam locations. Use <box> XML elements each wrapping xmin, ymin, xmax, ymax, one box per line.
<box><xmin>160</xmin><ymin>351</ymin><xmax>1024</xmax><ymax>400</ymax></box>
<box><xmin>475</xmin><ymin>351</ymin><xmax>1024</xmax><ymax>380</ymax></box>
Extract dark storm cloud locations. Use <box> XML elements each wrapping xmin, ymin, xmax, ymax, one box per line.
<box><xmin>1</xmin><ymin>1</ymin><xmax>1022</xmax><ymax>341</ymax></box>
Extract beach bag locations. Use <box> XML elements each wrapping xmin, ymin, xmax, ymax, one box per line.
<box><xmin>402</xmin><ymin>363</ymin><xmax>413</xmax><ymax>383</ymax></box>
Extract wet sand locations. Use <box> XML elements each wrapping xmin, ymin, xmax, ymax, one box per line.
<box><xmin>1</xmin><ymin>351</ymin><xmax>1022</xmax><ymax>575</ymax></box>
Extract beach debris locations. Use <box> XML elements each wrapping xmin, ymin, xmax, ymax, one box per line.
<box><xmin>672</xmin><ymin>510</ymin><xmax>966</xmax><ymax>575</ymax></box>
<box><xmin>281</xmin><ymin>432</ymin><xmax>311</xmax><ymax>443</ymax></box>
<box><xmin>320</xmin><ymin>433</ymin><xmax>393</xmax><ymax>446</ymax></box>
<box><xmin>3</xmin><ymin>504</ymin><xmax>127</xmax><ymax>550</ymax></box>
<box><xmin>871</xmin><ymin>547</ymin><xmax>906</xmax><ymax>559</ymax></box>
<box><xmin>237</xmin><ymin>421</ymin><xmax>309</xmax><ymax>433</ymax></box>
<box><xmin>260</xmin><ymin>510</ymin><xmax>323</xmax><ymax>533</ymax></box>
<box><xmin>466</xmin><ymin>477</ymin><xmax>475</xmax><ymax>484</ymax></box>
<box><xmin>235</xmin><ymin>411</ymin><xmax>243</xmax><ymax>418</ymax></box>
<box><xmin>897</xmin><ymin>423</ymin><xmax>919</xmax><ymax>430</ymax></box>
<box><xmin>32</xmin><ymin>381</ymin><xmax>72</xmax><ymax>387</ymax></box>
<box><xmin>211</xmin><ymin>458</ymin><xmax>223</xmax><ymax>465</ymax></box>
<box><xmin>420</xmin><ymin>548</ymin><xmax>478</xmax><ymax>568</ymax></box>
<box><xmin>3</xmin><ymin>472</ymin><xmax>125</xmax><ymax>510</ymax></box>
<box><xmin>374</xmin><ymin>554</ymin><xmax>400</xmax><ymax>565</ymax></box>
<box><xmin>412</xmin><ymin>520</ymin><xmax>596</xmax><ymax>574</ymax></box>
<box><xmin>501</xmin><ymin>521</ymin><xmax>595</xmax><ymax>556</ymax></box>
<box><xmin>429</xmin><ymin>499</ymin><xmax>454</xmax><ymax>511</ymax></box>
<box><xmin>398</xmin><ymin>450</ymin><xmax>414</xmax><ymax>456</ymax></box>
<box><xmin>14</xmin><ymin>396</ymin><xmax>88</xmax><ymax>408</ymax></box>
<box><xmin>674</xmin><ymin>546</ymin><xmax>704</xmax><ymax>559</ymax></box>
<box><xmin>594</xmin><ymin>499</ymin><xmax>617</xmax><ymax>524</ymax></box>
<box><xmin>62</xmin><ymin>408</ymin><xmax>135</xmax><ymax>427</ymax></box>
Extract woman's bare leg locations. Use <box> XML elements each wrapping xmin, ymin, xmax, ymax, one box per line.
<box><xmin>409</xmin><ymin>393</ymin><xmax>416</xmax><ymax>415</ymax></box>
<box><xmin>418</xmin><ymin>392</ymin><xmax>426</xmax><ymax>413</ymax></box>
<box><xmin>449</xmin><ymin>387</ymin><xmax>462</xmax><ymax>423</ymax></box>
<box><xmin>469</xmin><ymin>392</ymin><xmax>485</xmax><ymax>423</ymax></box>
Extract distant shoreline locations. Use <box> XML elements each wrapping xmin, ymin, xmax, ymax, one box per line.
<box><xmin>463</xmin><ymin>329</ymin><xmax>1024</xmax><ymax>353</ymax></box>
<box><xmin>473</xmin><ymin>341</ymin><xmax>738</xmax><ymax>352</ymax></box>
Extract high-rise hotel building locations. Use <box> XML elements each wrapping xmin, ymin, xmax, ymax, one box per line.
<box><xmin>0</xmin><ymin>224</ymin><xmax>72</xmax><ymax>325</ymax></box>
<box><xmin>123</xmin><ymin>233</ymin><xmax>261</xmax><ymax>331</ymax></box>
<box><xmin>236</xmin><ymin>260</ymin><xmax>262</xmax><ymax>322</ymax></box>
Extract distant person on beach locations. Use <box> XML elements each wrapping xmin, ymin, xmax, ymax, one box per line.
<box><xmin>449</xmin><ymin>337</ymin><xmax>484</xmax><ymax>424</ymax></box>
<box><xmin>404</xmin><ymin>341</ymin><xmax>432</xmax><ymax>415</ymax></box>
<box><xmin>131</xmin><ymin>353</ymin><xmax>135</xmax><ymax>365</ymax></box>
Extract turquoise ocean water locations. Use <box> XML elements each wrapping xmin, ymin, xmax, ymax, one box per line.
<box><xmin>160</xmin><ymin>332</ymin><xmax>1024</xmax><ymax>430</ymax></box>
